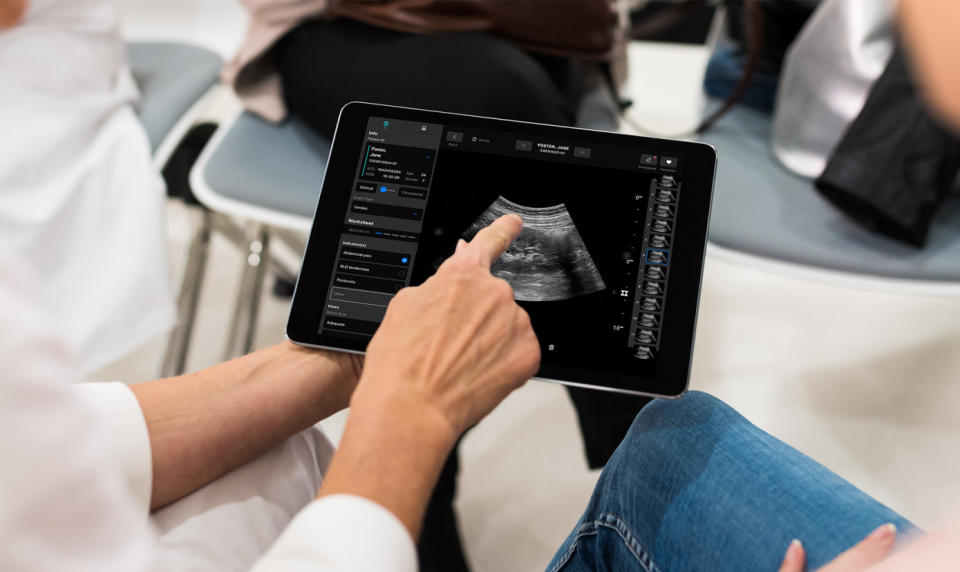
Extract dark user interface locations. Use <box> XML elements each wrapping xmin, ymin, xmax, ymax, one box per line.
<box><xmin>319</xmin><ymin>116</ymin><xmax>684</xmax><ymax>381</ymax></box>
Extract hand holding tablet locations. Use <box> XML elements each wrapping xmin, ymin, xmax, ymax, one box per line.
<box><xmin>287</xmin><ymin>103</ymin><xmax>717</xmax><ymax>397</ymax></box>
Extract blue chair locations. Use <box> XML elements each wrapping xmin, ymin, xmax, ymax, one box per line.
<box><xmin>700</xmin><ymin>104</ymin><xmax>960</xmax><ymax>291</ymax></box>
<box><xmin>128</xmin><ymin>42</ymin><xmax>223</xmax><ymax>163</ymax></box>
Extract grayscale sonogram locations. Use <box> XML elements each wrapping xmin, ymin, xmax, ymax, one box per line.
<box><xmin>640</xmin><ymin>297</ymin><xmax>661</xmax><ymax>311</ymax></box>
<box><xmin>659</xmin><ymin>174</ymin><xmax>676</xmax><ymax>188</ymax></box>
<box><xmin>651</xmin><ymin>219</ymin><xmax>672</xmax><ymax>234</ymax></box>
<box><xmin>638</xmin><ymin>313</ymin><xmax>660</xmax><ymax>328</ymax></box>
<box><xmin>649</xmin><ymin>234</ymin><xmax>670</xmax><ymax>249</ymax></box>
<box><xmin>655</xmin><ymin>189</ymin><xmax>677</xmax><ymax>204</ymax></box>
<box><xmin>653</xmin><ymin>205</ymin><xmax>675</xmax><ymax>218</ymax></box>
<box><xmin>647</xmin><ymin>250</ymin><xmax>668</xmax><ymax>264</ymax></box>
<box><xmin>634</xmin><ymin>346</ymin><xmax>654</xmax><ymax>360</ymax></box>
<box><xmin>641</xmin><ymin>281</ymin><xmax>663</xmax><ymax>296</ymax></box>
<box><xmin>637</xmin><ymin>329</ymin><xmax>657</xmax><ymax>345</ymax></box>
<box><xmin>645</xmin><ymin>266</ymin><xmax>666</xmax><ymax>280</ymax></box>
<box><xmin>463</xmin><ymin>196</ymin><xmax>607</xmax><ymax>302</ymax></box>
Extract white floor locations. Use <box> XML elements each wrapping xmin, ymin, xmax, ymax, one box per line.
<box><xmin>100</xmin><ymin>2</ymin><xmax>960</xmax><ymax>570</ymax></box>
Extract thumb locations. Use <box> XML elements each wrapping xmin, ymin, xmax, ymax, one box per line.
<box><xmin>778</xmin><ymin>539</ymin><xmax>805</xmax><ymax>572</ymax></box>
<box><xmin>820</xmin><ymin>524</ymin><xmax>897</xmax><ymax>571</ymax></box>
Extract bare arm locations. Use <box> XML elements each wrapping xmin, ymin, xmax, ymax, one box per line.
<box><xmin>131</xmin><ymin>342</ymin><xmax>362</xmax><ymax>510</ymax></box>
<box><xmin>318</xmin><ymin>214</ymin><xmax>540</xmax><ymax>538</ymax></box>
<box><xmin>900</xmin><ymin>0</ymin><xmax>960</xmax><ymax>130</ymax></box>
<box><xmin>0</xmin><ymin>0</ymin><xmax>27</xmax><ymax>30</ymax></box>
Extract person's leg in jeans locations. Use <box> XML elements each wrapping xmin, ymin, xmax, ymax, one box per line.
<box><xmin>566</xmin><ymin>387</ymin><xmax>652</xmax><ymax>469</ymax></box>
<box><xmin>548</xmin><ymin>391</ymin><xmax>918</xmax><ymax>572</ymax></box>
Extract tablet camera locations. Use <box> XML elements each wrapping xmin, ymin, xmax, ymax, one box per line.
<box><xmin>637</xmin><ymin>329</ymin><xmax>657</xmax><ymax>345</ymax></box>
<box><xmin>633</xmin><ymin>346</ymin><xmax>655</xmax><ymax>360</ymax></box>
<box><xmin>642</xmin><ymin>281</ymin><xmax>663</xmax><ymax>296</ymax></box>
<box><xmin>644</xmin><ymin>265</ymin><xmax>666</xmax><ymax>280</ymax></box>
<box><xmin>653</xmin><ymin>205</ymin><xmax>675</xmax><ymax>218</ymax></box>
<box><xmin>655</xmin><ymin>189</ymin><xmax>677</xmax><ymax>204</ymax></box>
<box><xmin>651</xmin><ymin>219</ymin><xmax>672</xmax><ymax>234</ymax></box>
<box><xmin>638</xmin><ymin>313</ymin><xmax>660</xmax><ymax>328</ymax></box>
<box><xmin>648</xmin><ymin>234</ymin><xmax>670</xmax><ymax>249</ymax></box>
<box><xmin>640</xmin><ymin>297</ymin><xmax>662</xmax><ymax>311</ymax></box>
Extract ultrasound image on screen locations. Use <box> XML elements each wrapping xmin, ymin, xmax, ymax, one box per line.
<box><xmin>410</xmin><ymin>147</ymin><xmax>663</xmax><ymax>384</ymax></box>
<box><xmin>634</xmin><ymin>346</ymin><xmax>655</xmax><ymax>360</ymax></box>
<box><xmin>462</xmin><ymin>197</ymin><xmax>606</xmax><ymax>302</ymax></box>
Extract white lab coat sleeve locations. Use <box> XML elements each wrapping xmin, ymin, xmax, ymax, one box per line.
<box><xmin>73</xmin><ymin>382</ymin><xmax>153</xmax><ymax>514</ymax></box>
<box><xmin>0</xmin><ymin>263</ymin><xmax>155</xmax><ymax>572</ymax></box>
<box><xmin>250</xmin><ymin>494</ymin><xmax>419</xmax><ymax>572</ymax></box>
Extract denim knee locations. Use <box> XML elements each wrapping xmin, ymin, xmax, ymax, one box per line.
<box><xmin>575</xmin><ymin>392</ymin><xmax>742</xmax><ymax>560</ymax></box>
<box><xmin>630</xmin><ymin>391</ymin><xmax>737</xmax><ymax>439</ymax></box>
<box><xmin>602</xmin><ymin>391</ymin><xmax>742</xmax><ymax>485</ymax></box>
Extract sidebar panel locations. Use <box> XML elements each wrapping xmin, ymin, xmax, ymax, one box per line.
<box><xmin>319</xmin><ymin>117</ymin><xmax>442</xmax><ymax>338</ymax></box>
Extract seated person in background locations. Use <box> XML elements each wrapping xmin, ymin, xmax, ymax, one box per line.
<box><xmin>3</xmin><ymin>0</ymin><xmax>960</xmax><ymax>570</ymax></box>
<box><xmin>225</xmin><ymin>2</ymin><xmax>640</xmax><ymax>568</ymax></box>
<box><xmin>0</xmin><ymin>0</ymin><xmax>175</xmax><ymax>373</ymax></box>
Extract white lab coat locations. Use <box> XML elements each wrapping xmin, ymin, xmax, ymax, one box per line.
<box><xmin>0</xmin><ymin>3</ymin><xmax>419</xmax><ymax>568</ymax></box>
<box><xmin>0</xmin><ymin>256</ymin><xmax>418</xmax><ymax>570</ymax></box>
<box><xmin>0</xmin><ymin>0</ymin><xmax>174</xmax><ymax>372</ymax></box>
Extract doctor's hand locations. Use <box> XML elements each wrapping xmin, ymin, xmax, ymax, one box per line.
<box><xmin>319</xmin><ymin>213</ymin><xmax>539</xmax><ymax>539</ymax></box>
<box><xmin>352</xmin><ymin>212</ymin><xmax>540</xmax><ymax>438</ymax></box>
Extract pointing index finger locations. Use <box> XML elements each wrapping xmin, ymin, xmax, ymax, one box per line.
<box><xmin>464</xmin><ymin>213</ymin><xmax>523</xmax><ymax>267</ymax></box>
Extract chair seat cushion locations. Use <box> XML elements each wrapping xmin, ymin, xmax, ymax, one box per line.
<box><xmin>127</xmin><ymin>42</ymin><xmax>223</xmax><ymax>152</ymax></box>
<box><xmin>701</xmin><ymin>105</ymin><xmax>960</xmax><ymax>281</ymax></box>
<box><xmin>203</xmin><ymin>115</ymin><xmax>331</xmax><ymax>220</ymax></box>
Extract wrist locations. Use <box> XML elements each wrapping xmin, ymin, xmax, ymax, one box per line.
<box><xmin>320</xmin><ymin>378</ymin><xmax>458</xmax><ymax>538</ymax></box>
<box><xmin>277</xmin><ymin>341</ymin><xmax>358</xmax><ymax>418</ymax></box>
<box><xmin>350</xmin><ymin>378</ymin><xmax>459</xmax><ymax>454</ymax></box>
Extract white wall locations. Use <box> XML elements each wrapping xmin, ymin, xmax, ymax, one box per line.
<box><xmin>116</xmin><ymin>0</ymin><xmax>246</xmax><ymax>58</ymax></box>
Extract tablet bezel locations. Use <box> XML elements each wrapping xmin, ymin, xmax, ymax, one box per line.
<box><xmin>286</xmin><ymin>102</ymin><xmax>716</xmax><ymax>398</ymax></box>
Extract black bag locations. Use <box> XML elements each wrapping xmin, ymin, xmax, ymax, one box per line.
<box><xmin>815</xmin><ymin>46</ymin><xmax>960</xmax><ymax>247</ymax></box>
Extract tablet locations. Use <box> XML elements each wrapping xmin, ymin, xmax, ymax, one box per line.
<box><xmin>287</xmin><ymin>102</ymin><xmax>716</xmax><ymax>397</ymax></box>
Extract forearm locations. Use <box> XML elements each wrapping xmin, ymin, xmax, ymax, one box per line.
<box><xmin>132</xmin><ymin>342</ymin><xmax>356</xmax><ymax>510</ymax></box>
<box><xmin>0</xmin><ymin>0</ymin><xmax>27</xmax><ymax>30</ymax></box>
<box><xmin>317</xmin><ymin>388</ymin><xmax>457</xmax><ymax>539</ymax></box>
<box><xmin>316</xmin><ymin>214</ymin><xmax>536</xmax><ymax>540</ymax></box>
<box><xmin>900</xmin><ymin>0</ymin><xmax>960</xmax><ymax>129</ymax></box>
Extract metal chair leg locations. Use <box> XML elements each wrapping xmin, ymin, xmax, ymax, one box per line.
<box><xmin>160</xmin><ymin>210</ymin><xmax>212</xmax><ymax>377</ymax></box>
<box><xmin>223</xmin><ymin>224</ymin><xmax>271</xmax><ymax>360</ymax></box>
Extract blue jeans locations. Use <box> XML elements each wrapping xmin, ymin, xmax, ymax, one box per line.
<box><xmin>547</xmin><ymin>391</ymin><xmax>917</xmax><ymax>572</ymax></box>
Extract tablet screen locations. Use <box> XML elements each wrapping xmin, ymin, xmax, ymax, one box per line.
<box><xmin>288</xmin><ymin>103</ymin><xmax>715</xmax><ymax>396</ymax></box>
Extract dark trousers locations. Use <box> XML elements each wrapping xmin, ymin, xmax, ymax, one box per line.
<box><xmin>277</xmin><ymin>19</ymin><xmax>650</xmax><ymax>570</ymax></box>
<box><xmin>276</xmin><ymin>18</ymin><xmax>583</xmax><ymax>137</ymax></box>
